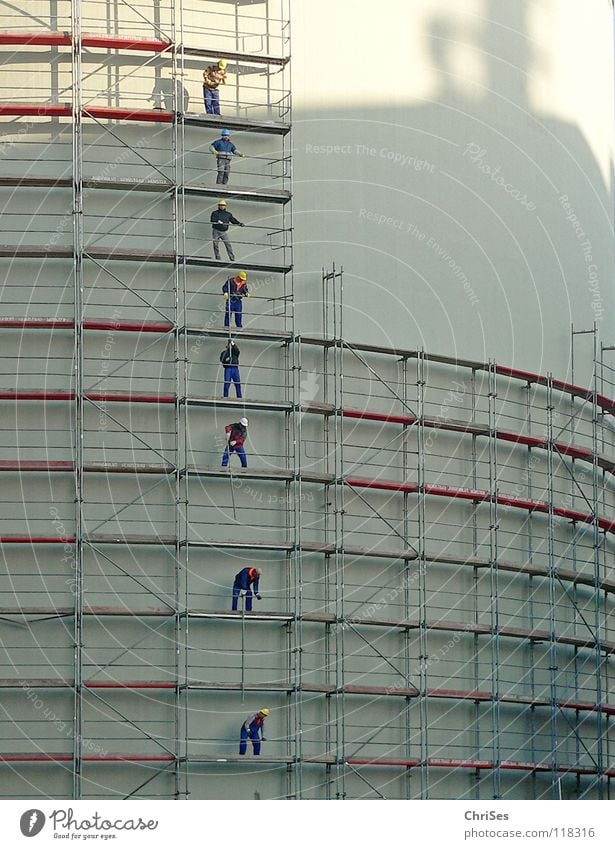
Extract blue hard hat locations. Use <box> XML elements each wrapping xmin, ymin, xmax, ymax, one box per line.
<box><xmin>221</xmin><ymin>129</ymin><xmax>231</xmax><ymax>136</ymax></box>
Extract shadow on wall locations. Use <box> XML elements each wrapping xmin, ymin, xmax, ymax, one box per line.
<box><xmin>292</xmin><ymin>0</ymin><xmax>613</xmax><ymax>383</ymax></box>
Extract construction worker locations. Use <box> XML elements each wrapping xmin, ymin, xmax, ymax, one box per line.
<box><xmin>219</xmin><ymin>339</ymin><xmax>241</xmax><ymax>398</ymax></box>
<box><xmin>221</xmin><ymin>417</ymin><xmax>249</xmax><ymax>468</ymax></box>
<box><xmin>239</xmin><ymin>708</ymin><xmax>269</xmax><ymax>756</ymax></box>
<box><xmin>211</xmin><ymin>199</ymin><xmax>244</xmax><ymax>262</ymax></box>
<box><xmin>202</xmin><ymin>58</ymin><xmax>227</xmax><ymax>114</ymax></box>
<box><xmin>232</xmin><ymin>566</ymin><xmax>262</xmax><ymax>611</ymax></box>
<box><xmin>209</xmin><ymin>129</ymin><xmax>243</xmax><ymax>185</ymax></box>
<box><xmin>222</xmin><ymin>271</ymin><xmax>249</xmax><ymax>328</ymax></box>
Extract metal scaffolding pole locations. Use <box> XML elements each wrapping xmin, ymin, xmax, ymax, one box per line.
<box><xmin>546</xmin><ymin>373</ymin><xmax>559</xmax><ymax>798</ymax></box>
<box><xmin>71</xmin><ymin>0</ymin><xmax>85</xmax><ymax>801</ymax></box>
<box><xmin>487</xmin><ymin>360</ymin><xmax>501</xmax><ymax>799</ymax></box>
<box><xmin>416</xmin><ymin>349</ymin><xmax>429</xmax><ymax>799</ymax></box>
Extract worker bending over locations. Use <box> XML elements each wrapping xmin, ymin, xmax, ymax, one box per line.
<box><xmin>239</xmin><ymin>708</ymin><xmax>269</xmax><ymax>756</ymax></box>
<box><xmin>221</xmin><ymin>417</ymin><xmax>249</xmax><ymax>468</ymax></box>
<box><xmin>232</xmin><ymin>565</ymin><xmax>262</xmax><ymax>611</ymax></box>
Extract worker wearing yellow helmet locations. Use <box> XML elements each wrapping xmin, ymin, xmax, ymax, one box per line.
<box><xmin>239</xmin><ymin>709</ymin><xmax>270</xmax><ymax>756</ymax></box>
<box><xmin>202</xmin><ymin>58</ymin><xmax>228</xmax><ymax>114</ymax></box>
<box><xmin>222</xmin><ymin>271</ymin><xmax>250</xmax><ymax>328</ymax></box>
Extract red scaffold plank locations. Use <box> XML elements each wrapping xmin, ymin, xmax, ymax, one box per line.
<box><xmin>343</xmin><ymin>409</ymin><xmax>417</xmax><ymax>426</ymax></box>
<box><xmin>0</xmin><ymin>318</ymin><xmax>73</xmax><ymax>329</ymax></box>
<box><xmin>0</xmin><ymin>753</ymin><xmax>72</xmax><ymax>763</ymax></box>
<box><xmin>84</xmin><ymin>682</ymin><xmax>176</xmax><ymax>689</ymax></box>
<box><xmin>0</xmin><ymin>460</ymin><xmax>73</xmax><ymax>472</ymax></box>
<box><xmin>83</xmin><ymin>318</ymin><xmax>174</xmax><ymax>333</ymax></box>
<box><xmin>0</xmin><ymin>389</ymin><xmax>175</xmax><ymax>404</ymax></box>
<box><xmin>0</xmin><ymin>33</ymin><xmax>71</xmax><ymax>47</ymax></box>
<box><xmin>85</xmin><ymin>390</ymin><xmax>175</xmax><ymax>404</ymax></box>
<box><xmin>85</xmin><ymin>106</ymin><xmax>173</xmax><ymax>124</ymax></box>
<box><xmin>82</xmin><ymin>754</ymin><xmax>175</xmax><ymax>762</ymax></box>
<box><xmin>0</xmin><ymin>535</ymin><xmax>74</xmax><ymax>544</ymax></box>
<box><xmin>0</xmin><ymin>389</ymin><xmax>72</xmax><ymax>400</ymax></box>
<box><xmin>0</xmin><ymin>104</ymin><xmax>71</xmax><ymax>117</ymax></box>
<box><xmin>495</xmin><ymin>365</ymin><xmax>615</xmax><ymax>415</ymax></box>
<box><xmin>82</xmin><ymin>35</ymin><xmax>172</xmax><ymax>53</ymax></box>
<box><xmin>345</xmin><ymin>477</ymin><xmax>419</xmax><ymax>494</ymax></box>
<box><xmin>0</xmin><ymin>32</ymin><xmax>172</xmax><ymax>53</ymax></box>
<box><xmin>346</xmin><ymin>477</ymin><xmax>615</xmax><ymax>536</ymax></box>
<box><xmin>0</xmin><ymin>317</ymin><xmax>174</xmax><ymax>333</ymax></box>
<box><xmin>0</xmin><ymin>753</ymin><xmax>175</xmax><ymax>763</ymax></box>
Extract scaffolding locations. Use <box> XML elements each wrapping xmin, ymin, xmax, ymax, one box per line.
<box><xmin>0</xmin><ymin>0</ymin><xmax>614</xmax><ymax>801</ymax></box>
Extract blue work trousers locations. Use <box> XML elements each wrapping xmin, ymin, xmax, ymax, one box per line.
<box><xmin>203</xmin><ymin>87</ymin><xmax>220</xmax><ymax>114</ymax></box>
<box><xmin>239</xmin><ymin>724</ymin><xmax>261</xmax><ymax>755</ymax></box>
<box><xmin>224</xmin><ymin>299</ymin><xmax>243</xmax><ymax>328</ymax></box>
<box><xmin>223</xmin><ymin>366</ymin><xmax>242</xmax><ymax>398</ymax></box>
<box><xmin>232</xmin><ymin>580</ymin><xmax>254</xmax><ymax>611</ymax></box>
<box><xmin>221</xmin><ymin>445</ymin><xmax>247</xmax><ymax>468</ymax></box>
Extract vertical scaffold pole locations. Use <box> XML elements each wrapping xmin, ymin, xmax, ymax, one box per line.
<box><xmin>174</xmin><ymin>0</ymin><xmax>190</xmax><ymax>800</ymax></box>
<box><xmin>487</xmin><ymin>360</ymin><xmax>501</xmax><ymax>800</ymax></box>
<box><xmin>546</xmin><ymin>373</ymin><xmax>559</xmax><ymax>798</ymax></box>
<box><xmin>290</xmin><ymin>331</ymin><xmax>303</xmax><ymax>798</ymax></box>
<box><xmin>416</xmin><ymin>349</ymin><xmax>428</xmax><ymax>799</ymax></box>
<box><xmin>71</xmin><ymin>0</ymin><xmax>84</xmax><ymax>801</ymax></box>
<box><xmin>170</xmin><ymin>0</ymin><xmax>183</xmax><ymax>800</ymax></box>
<box><xmin>401</xmin><ymin>353</ymin><xmax>412</xmax><ymax>800</ymax></box>
<box><xmin>323</xmin><ymin>264</ymin><xmax>346</xmax><ymax>798</ymax></box>
<box><xmin>590</xmin><ymin>331</ymin><xmax>605</xmax><ymax>799</ymax></box>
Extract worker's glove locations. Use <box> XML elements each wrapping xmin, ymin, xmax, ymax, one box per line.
<box><xmin>256</xmin><ymin>593</ymin><xmax>262</xmax><ymax>601</ymax></box>
<box><xmin>224</xmin><ymin>293</ymin><xmax>229</xmax><ymax>300</ymax></box>
<box><xmin>239</xmin><ymin>153</ymin><xmax>245</xmax><ymax>157</ymax></box>
<box><xmin>230</xmin><ymin>440</ymin><xmax>237</xmax><ymax>446</ymax></box>
<box><xmin>239</xmin><ymin>223</ymin><xmax>245</xmax><ymax>227</ymax></box>
<box><xmin>261</xmin><ymin>736</ymin><xmax>266</xmax><ymax>742</ymax></box>
<box><xmin>245</xmin><ymin>293</ymin><xmax>251</xmax><ymax>297</ymax></box>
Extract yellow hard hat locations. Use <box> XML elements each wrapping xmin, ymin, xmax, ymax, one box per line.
<box><xmin>217</xmin><ymin>199</ymin><xmax>227</xmax><ymax>206</ymax></box>
<box><xmin>238</xmin><ymin>271</ymin><xmax>247</xmax><ymax>280</ymax></box>
<box><xmin>218</xmin><ymin>59</ymin><xmax>227</xmax><ymax>69</ymax></box>
<box><xmin>260</xmin><ymin>708</ymin><xmax>270</xmax><ymax>716</ymax></box>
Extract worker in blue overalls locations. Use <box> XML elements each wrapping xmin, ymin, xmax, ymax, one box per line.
<box><xmin>232</xmin><ymin>566</ymin><xmax>262</xmax><ymax>611</ymax></box>
<box><xmin>239</xmin><ymin>709</ymin><xmax>270</xmax><ymax>756</ymax></box>
<box><xmin>223</xmin><ymin>271</ymin><xmax>249</xmax><ymax>328</ymax></box>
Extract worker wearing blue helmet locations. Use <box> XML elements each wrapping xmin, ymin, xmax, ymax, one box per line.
<box><xmin>209</xmin><ymin>129</ymin><xmax>244</xmax><ymax>185</ymax></box>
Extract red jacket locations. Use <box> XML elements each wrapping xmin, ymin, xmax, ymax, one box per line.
<box><xmin>225</xmin><ymin>423</ymin><xmax>246</xmax><ymax>448</ymax></box>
